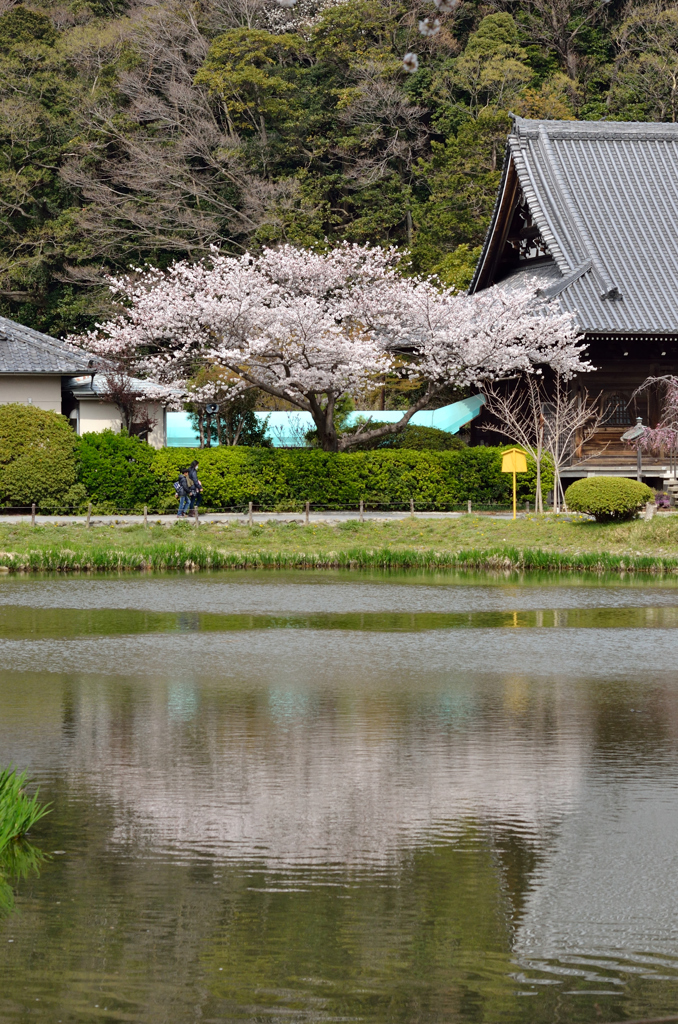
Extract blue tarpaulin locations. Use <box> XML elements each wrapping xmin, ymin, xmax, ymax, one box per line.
<box><xmin>166</xmin><ymin>394</ymin><xmax>485</xmax><ymax>447</ymax></box>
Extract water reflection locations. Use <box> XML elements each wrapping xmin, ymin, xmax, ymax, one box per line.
<box><xmin>0</xmin><ymin>839</ymin><xmax>45</xmax><ymax>917</ymax></box>
<box><xmin>0</xmin><ymin>573</ymin><xmax>677</xmax><ymax>1022</ymax></box>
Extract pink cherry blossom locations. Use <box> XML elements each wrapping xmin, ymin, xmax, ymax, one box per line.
<box><xmin>70</xmin><ymin>243</ymin><xmax>590</xmax><ymax>451</ymax></box>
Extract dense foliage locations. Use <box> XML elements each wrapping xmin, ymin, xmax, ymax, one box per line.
<box><xmin>78</xmin><ymin>429</ymin><xmax>161</xmax><ymax>510</ymax></box>
<box><xmin>350</xmin><ymin>424</ymin><xmax>467</xmax><ymax>450</ymax></box>
<box><xmin>74</xmin><ymin>432</ymin><xmax>550</xmax><ymax>510</ymax></box>
<box><xmin>565</xmin><ymin>476</ymin><xmax>654</xmax><ymax>520</ymax></box>
<box><xmin>0</xmin><ymin>404</ymin><xmax>82</xmax><ymax>510</ymax></box>
<box><xmin>0</xmin><ymin>0</ymin><xmax>673</xmax><ymax>335</ymax></box>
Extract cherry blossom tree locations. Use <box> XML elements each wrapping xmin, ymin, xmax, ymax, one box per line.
<box><xmin>630</xmin><ymin>376</ymin><xmax>678</xmax><ymax>477</ymax></box>
<box><xmin>71</xmin><ymin>243</ymin><xmax>590</xmax><ymax>452</ymax></box>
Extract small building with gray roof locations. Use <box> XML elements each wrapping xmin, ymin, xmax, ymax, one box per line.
<box><xmin>0</xmin><ymin>314</ymin><xmax>173</xmax><ymax>447</ymax></box>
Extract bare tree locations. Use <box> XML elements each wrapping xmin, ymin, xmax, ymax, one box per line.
<box><xmin>96</xmin><ymin>368</ymin><xmax>159</xmax><ymax>440</ymax></box>
<box><xmin>58</xmin><ymin>0</ymin><xmax>285</xmax><ymax>276</ymax></box>
<box><xmin>334</xmin><ymin>70</ymin><xmax>430</xmax><ymax>186</ymax></box>
<box><xmin>484</xmin><ymin>374</ymin><xmax>609</xmax><ymax>513</ymax></box>
<box><xmin>492</xmin><ymin>0</ymin><xmax>610</xmax><ymax>79</ymax></box>
<box><xmin>610</xmin><ymin>2</ymin><xmax>678</xmax><ymax>123</ymax></box>
<box><xmin>542</xmin><ymin>375</ymin><xmax>608</xmax><ymax>511</ymax></box>
<box><xmin>482</xmin><ymin>375</ymin><xmax>547</xmax><ymax>512</ymax></box>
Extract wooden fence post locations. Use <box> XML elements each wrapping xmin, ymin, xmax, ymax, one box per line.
<box><xmin>359</xmin><ymin>498</ymin><xmax>364</xmax><ymax>523</ymax></box>
<box><xmin>86</xmin><ymin>503</ymin><xmax>92</xmax><ymax>529</ymax></box>
<box><xmin>31</xmin><ymin>503</ymin><xmax>36</xmax><ymax>527</ymax></box>
<box><xmin>248</xmin><ymin>501</ymin><xmax>253</xmax><ymax>527</ymax></box>
<box><xmin>467</xmin><ymin>500</ymin><xmax>472</xmax><ymax>515</ymax></box>
<box><xmin>410</xmin><ymin>497</ymin><xmax>414</xmax><ymax>518</ymax></box>
<box><xmin>305</xmin><ymin>501</ymin><xmax>310</xmax><ymax>526</ymax></box>
<box><xmin>194</xmin><ymin>504</ymin><xmax>199</xmax><ymax>526</ymax></box>
<box><xmin>143</xmin><ymin>504</ymin><xmax>148</xmax><ymax>527</ymax></box>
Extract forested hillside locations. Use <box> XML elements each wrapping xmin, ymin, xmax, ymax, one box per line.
<box><xmin>0</xmin><ymin>0</ymin><xmax>674</xmax><ymax>335</ymax></box>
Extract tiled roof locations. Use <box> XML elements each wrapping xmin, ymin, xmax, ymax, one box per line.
<box><xmin>0</xmin><ymin>316</ymin><xmax>94</xmax><ymax>373</ymax></box>
<box><xmin>471</xmin><ymin>117</ymin><xmax>678</xmax><ymax>334</ymax></box>
<box><xmin>65</xmin><ymin>374</ymin><xmax>182</xmax><ymax>402</ymax></box>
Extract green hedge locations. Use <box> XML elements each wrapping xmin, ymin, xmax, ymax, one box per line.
<box><xmin>0</xmin><ymin>424</ymin><xmax>559</xmax><ymax>512</ymax></box>
<box><xmin>70</xmin><ymin>433</ymin><xmax>553</xmax><ymax>512</ymax></box>
<box><xmin>148</xmin><ymin>444</ymin><xmax>551</xmax><ymax>512</ymax></box>
<box><xmin>78</xmin><ymin>431</ymin><xmax>161</xmax><ymax>511</ymax></box>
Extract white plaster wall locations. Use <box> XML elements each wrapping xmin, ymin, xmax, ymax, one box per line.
<box><xmin>78</xmin><ymin>400</ymin><xmax>167</xmax><ymax>447</ymax></box>
<box><xmin>0</xmin><ymin>375</ymin><xmax>62</xmax><ymax>412</ymax></box>
<box><xmin>147</xmin><ymin>403</ymin><xmax>166</xmax><ymax>449</ymax></box>
<box><xmin>78</xmin><ymin>401</ymin><xmax>122</xmax><ymax>435</ymax></box>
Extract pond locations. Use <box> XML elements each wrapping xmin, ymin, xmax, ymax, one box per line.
<box><xmin>2</xmin><ymin>569</ymin><xmax>678</xmax><ymax>1023</ymax></box>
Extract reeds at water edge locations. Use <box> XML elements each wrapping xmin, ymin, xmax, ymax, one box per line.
<box><xmin>0</xmin><ymin>768</ymin><xmax>51</xmax><ymax>851</ymax></box>
<box><xmin>0</xmin><ymin>543</ymin><xmax>676</xmax><ymax>575</ymax></box>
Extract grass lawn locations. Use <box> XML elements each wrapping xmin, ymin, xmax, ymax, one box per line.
<box><xmin>0</xmin><ymin>514</ymin><xmax>677</xmax><ymax>573</ymax></box>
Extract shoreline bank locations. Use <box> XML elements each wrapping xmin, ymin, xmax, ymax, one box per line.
<box><xmin>0</xmin><ymin>518</ymin><xmax>677</xmax><ymax>576</ymax></box>
<box><xmin>0</xmin><ymin>544</ymin><xmax>676</xmax><ymax>575</ymax></box>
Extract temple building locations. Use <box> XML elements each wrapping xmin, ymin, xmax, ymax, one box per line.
<box><xmin>469</xmin><ymin>116</ymin><xmax>678</xmax><ymax>485</ymax></box>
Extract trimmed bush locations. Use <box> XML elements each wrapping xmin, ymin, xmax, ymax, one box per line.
<box><xmin>149</xmin><ymin>445</ymin><xmax>552</xmax><ymax>512</ymax></box>
<box><xmin>78</xmin><ymin>430</ymin><xmax>162</xmax><ymax>512</ymax></box>
<box><xmin>349</xmin><ymin>424</ymin><xmax>466</xmax><ymax>451</ymax></box>
<box><xmin>67</xmin><ymin>432</ymin><xmax>552</xmax><ymax>513</ymax></box>
<box><xmin>0</xmin><ymin>404</ymin><xmax>79</xmax><ymax>511</ymax></box>
<box><xmin>565</xmin><ymin>476</ymin><xmax>654</xmax><ymax>521</ymax></box>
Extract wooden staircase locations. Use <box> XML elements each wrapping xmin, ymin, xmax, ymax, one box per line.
<box><xmin>578</xmin><ymin>428</ymin><xmax>636</xmax><ymax>466</ymax></box>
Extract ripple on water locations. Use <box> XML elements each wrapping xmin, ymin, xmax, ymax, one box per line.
<box><xmin>0</xmin><ymin>576</ymin><xmax>677</xmax><ymax>1023</ymax></box>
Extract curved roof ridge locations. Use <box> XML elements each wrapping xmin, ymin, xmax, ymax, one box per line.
<box><xmin>512</xmin><ymin>116</ymin><xmax>678</xmax><ymax>140</ymax></box>
<box><xmin>536</xmin><ymin>125</ymin><xmax>621</xmax><ymax>301</ymax></box>
<box><xmin>0</xmin><ymin>315</ymin><xmax>91</xmax><ymax>359</ymax></box>
<box><xmin>509</xmin><ymin>133</ymin><xmax>574</xmax><ymax>274</ymax></box>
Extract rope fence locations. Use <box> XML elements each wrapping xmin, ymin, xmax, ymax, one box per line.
<box><xmin>0</xmin><ymin>498</ymin><xmax>540</xmax><ymax>523</ymax></box>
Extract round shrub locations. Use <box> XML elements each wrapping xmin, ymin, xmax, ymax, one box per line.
<box><xmin>0</xmin><ymin>404</ymin><xmax>79</xmax><ymax>511</ymax></box>
<box><xmin>565</xmin><ymin>476</ymin><xmax>654</xmax><ymax>521</ymax></box>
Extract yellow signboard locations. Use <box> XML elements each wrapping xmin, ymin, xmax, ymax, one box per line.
<box><xmin>501</xmin><ymin>447</ymin><xmax>528</xmax><ymax>519</ymax></box>
<box><xmin>501</xmin><ymin>448</ymin><xmax>527</xmax><ymax>473</ymax></box>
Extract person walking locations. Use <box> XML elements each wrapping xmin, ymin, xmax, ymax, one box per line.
<box><xmin>174</xmin><ymin>469</ymin><xmax>191</xmax><ymax>517</ymax></box>
<box><xmin>188</xmin><ymin>460</ymin><xmax>203</xmax><ymax>512</ymax></box>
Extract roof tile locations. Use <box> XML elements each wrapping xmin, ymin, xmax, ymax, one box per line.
<box><xmin>0</xmin><ymin>316</ymin><xmax>94</xmax><ymax>373</ymax></box>
<box><xmin>474</xmin><ymin>117</ymin><xmax>678</xmax><ymax>333</ymax></box>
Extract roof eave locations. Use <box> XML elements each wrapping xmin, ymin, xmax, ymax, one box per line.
<box><xmin>469</xmin><ymin>148</ymin><xmax>518</xmax><ymax>293</ymax></box>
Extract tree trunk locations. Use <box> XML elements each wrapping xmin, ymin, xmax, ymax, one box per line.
<box><xmin>310</xmin><ymin>395</ymin><xmax>339</xmax><ymax>452</ymax></box>
<box><xmin>536</xmin><ymin>421</ymin><xmax>544</xmax><ymax>513</ymax></box>
<box><xmin>205</xmin><ymin>413</ymin><xmax>212</xmax><ymax>448</ymax></box>
<box><xmin>233</xmin><ymin>416</ymin><xmax>244</xmax><ymax>446</ymax></box>
<box><xmin>198</xmin><ymin>412</ymin><xmax>205</xmax><ymax>449</ymax></box>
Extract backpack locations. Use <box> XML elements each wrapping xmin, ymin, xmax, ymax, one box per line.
<box><xmin>173</xmin><ymin>479</ymin><xmax>184</xmax><ymax>496</ymax></box>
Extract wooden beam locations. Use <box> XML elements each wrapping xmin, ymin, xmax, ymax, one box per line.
<box><xmin>473</xmin><ymin>158</ymin><xmax>519</xmax><ymax>291</ymax></box>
